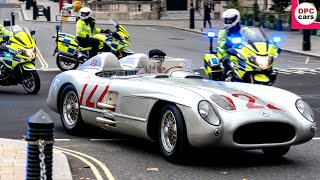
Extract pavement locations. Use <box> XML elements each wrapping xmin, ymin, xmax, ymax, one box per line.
<box><xmin>1</xmin><ymin>0</ymin><xmax>320</xmax><ymax>179</ymax></box>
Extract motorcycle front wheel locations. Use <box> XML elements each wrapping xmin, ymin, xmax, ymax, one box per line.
<box><xmin>56</xmin><ymin>53</ymin><xmax>79</xmax><ymax>71</ymax></box>
<box><xmin>22</xmin><ymin>70</ymin><xmax>40</xmax><ymax>94</ymax></box>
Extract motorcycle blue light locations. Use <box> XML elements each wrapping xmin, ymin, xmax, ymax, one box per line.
<box><xmin>273</xmin><ymin>36</ymin><xmax>282</xmax><ymax>43</ymax></box>
<box><xmin>207</xmin><ymin>32</ymin><xmax>216</xmax><ymax>38</ymax></box>
<box><xmin>231</xmin><ymin>37</ymin><xmax>242</xmax><ymax>44</ymax></box>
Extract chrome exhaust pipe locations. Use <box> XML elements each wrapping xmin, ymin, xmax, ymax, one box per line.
<box><xmin>58</xmin><ymin>54</ymin><xmax>78</xmax><ymax>63</ymax></box>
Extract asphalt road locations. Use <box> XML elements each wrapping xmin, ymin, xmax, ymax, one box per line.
<box><xmin>1</xmin><ymin>5</ymin><xmax>320</xmax><ymax>180</ymax></box>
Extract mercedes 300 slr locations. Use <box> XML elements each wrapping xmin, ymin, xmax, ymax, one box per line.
<box><xmin>47</xmin><ymin>52</ymin><xmax>316</xmax><ymax>162</ymax></box>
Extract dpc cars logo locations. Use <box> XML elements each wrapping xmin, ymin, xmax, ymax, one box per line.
<box><xmin>292</xmin><ymin>0</ymin><xmax>319</xmax><ymax>29</ymax></box>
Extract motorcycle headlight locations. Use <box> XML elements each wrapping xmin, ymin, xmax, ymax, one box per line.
<box><xmin>26</xmin><ymin>47</ymin><xmax>36</xmax><ymax>59</ymax></box>
<box><xmin>198</xmin><ymin>100</ymin><xmax>221</xmax><ymax>126</ymax></box>
<box><xmin>255</xmin><ymin>56</ymin><xmax>269</xmax><ymax>69</ymax></box>
<box><xmin>296</xmin><ymin>99</ymin><xmax>314</xmax><ymax>122</ymax></box>
<box><xmin>18</xmin><ymin>48</ymin><xmax>27</xmax><ymax>56</ymax></box>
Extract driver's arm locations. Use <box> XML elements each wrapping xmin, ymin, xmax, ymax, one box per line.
<box><xmin>218</xmin><ymin>29</ymin><xmax>227</xmax><ymax>49</ymax></box>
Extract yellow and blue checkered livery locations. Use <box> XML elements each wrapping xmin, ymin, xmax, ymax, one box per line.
<box><xmin>57</xmin><ymin>33</ymin><xmax>79</xmax><ymax>55</ymax></box>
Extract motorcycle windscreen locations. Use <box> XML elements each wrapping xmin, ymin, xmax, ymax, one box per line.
<box><xmin>11</xmin><ymin>32</ymin><xmax>35</xmax><ymax>49</ymax></box>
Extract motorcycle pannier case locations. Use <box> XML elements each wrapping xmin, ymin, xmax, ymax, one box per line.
<box><xmin>57</xmin><ymin>33</ymin><xmax>79</xmax><ymax>55</ymax></box>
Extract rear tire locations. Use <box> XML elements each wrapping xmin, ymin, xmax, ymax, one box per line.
<box><xmin>56</xmin><ymin>53</ymin><xmax>79</xmax><ymax>71</ymax></box>
<box><xmin>158</xmin><ymin>104</ymin><xmax>188</xmax><ymax>163</ymax></box>
<box><xmin>262</xmin><ymin>147</ymin><xmax>290</xmax><ymax>158</ymax></box>
<box><xmin>22</xmin><ymin>70</ymin><xmax>40</xmax><ymax>94</ymax></box>
<box><xmin>59</xmin><ymin>84</ymin><xmax>84</xmax><ymax>135</ymax></box>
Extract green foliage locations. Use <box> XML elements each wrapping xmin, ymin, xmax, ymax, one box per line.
<box><xmin>241</xmin><ymin>12</ymin><xmax>248</xmax><ymax>20</ymax></box>
<box><xmin>247</xmin><ymin>13</ymin><xmax>254</xmax><ymax>20</ymax></box>
<box><xmin>266</xmin><ymin>14</ymin><xmax>276</xmax><ymax>23</ymax></box>
<box><xmin>317</xmin><ymin>9</ymin><xmax>320</xmax><ymax>22</ymax></box>
<box><xmin>253</xmin><ymin>0</ymin><xmax>260</xmax><ymax>22</ymax></box>
<box><xmin>230</xmin><ymin>0</ymin><xmax>243</xmax><ymax>12</ymax></box>
<box><xmin>271</xmin><ymin>0</ymin><xmax>291</xmax><ymax>16</ymax></box>
<box><xmin>299</xmin><ymin>0</ymin><xmax>320</xmax><ymax>9</ymax></box>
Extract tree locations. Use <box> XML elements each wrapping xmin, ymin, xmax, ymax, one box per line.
<box><xmin>299</xmin><ymin>0</ymin><xmax>320</xmax><ymax>9</ymax></box>
<box><xmin>253</xmin><ymin>0</ymin><xmax>260</xmax><ymax>22</ymax></box>
<box><xmin>230</xmin><ymin>0</ymin><xmax>243</xmax><ymax>12</ymax></box>
<box><xmin>270</xmin><ymin>0</ymin><xmax>291</xmax><ymax>17</ymax></box>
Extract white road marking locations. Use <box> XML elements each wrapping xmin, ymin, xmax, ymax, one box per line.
<box><xmin>305</xmin><ymin>57</ymin><xmax>310</xmax><ymax>64</ymax></box>
<box><xmin>145</xmin><ymin>27</ymin><xmax>157</xmax><ymax>31</ymax></box>
<box><xmin>54</xmin><ymin>139</ymin><xmax>71</xmax><ymax>141</ymax></box>
<box><xmin>313</xmin><ymin>137</ymin><xmax>320</xmax><ymax>140</ymax></box>
<box><xmin>90</xmin><ymin>139</ymin><xmax>128</xmax><ymax>141</ymax></box>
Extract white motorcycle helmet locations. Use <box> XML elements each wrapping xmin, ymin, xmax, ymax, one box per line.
<box><xmin>79</xmin><ymin>7</ymin><xmax>92</xmax><ymax>20</ymax></box>
<box><xmin>222</xmin><ymin>9</ymin><xmax>240</xmax><ymax>29</ymax></box>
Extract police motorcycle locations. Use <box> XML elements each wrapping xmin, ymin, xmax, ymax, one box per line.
<box><xmin>53</xmin><ymin>19</ymin><xmax>134</xmax><ymax>71</ymax></box>
<box><xmin>203</xmin><ymin>27</ymin><xmax>281</xmax><ymax>85</ymax></box>
<box><xmin>0</xmin><ymin>25</ymin><xmax>40</xmax><ymax>94</ymax></box>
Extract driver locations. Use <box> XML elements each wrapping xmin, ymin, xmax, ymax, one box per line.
<box><xmin>218</xmin><ymin>9</ymin><xmax>253</xmax><ymax>80</ymax></box>
<box><xmin>76</xmin><ymin>7</ymin><xmax>110</xmax><ymax>57</ymax></box>
<box><xmin>136</xmin><ymin>49</ymin><xmax>166</xmax><ymax>74</ymax></box>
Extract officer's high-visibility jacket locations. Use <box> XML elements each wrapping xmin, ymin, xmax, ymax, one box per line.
<box><xmin>217</xmin><ymin>26</ymin><xmax>253</xmax><ymax>59</ymax></box>
<box><xmin>76</xmin><ymin>19</ymin><xmax>101</xmax><ymax>38</ymax></box>
<box><xmin>0</xmin><ymin>24</ymin><xmax>12</xmax><ymax>40</ymax></box>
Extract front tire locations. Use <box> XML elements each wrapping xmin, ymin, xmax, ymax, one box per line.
<box><xmin>158</xmin><ymin>104</ymin><xmax>188</xmax><ymax>163</ymax></box>
<box><xmin>56</xmin><ymin>53</ymin><xmax>79</xmax><ymax>71</ymax></box>
<box><xmin>59</xmin><ymin>84</ymin><xmax>84</xmax><ymax>135</ymax></box>
<box><xmin>262</xmin><ymin>147</ymin><xmax>290</xmax><ymax>158</ymax></box>
<box><xmin>22</xmin><ymin>70</ymin><xmax>40</xmax><ymax>94</ymax></box>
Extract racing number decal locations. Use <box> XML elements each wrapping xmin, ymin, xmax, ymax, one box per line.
<box><xmin>232</xmin><ymin>94</ymin><xmax>264</xmax><ymax>109</ymax></box>
<box><xmin>231</xmin><ymin>93</ymin><xmax>281</xmax><ymax>110</ymax></box>
<box><xmin>80</xmin><ymin>79</ymin><xmax>112</xmax><ymax>108</ymax></box>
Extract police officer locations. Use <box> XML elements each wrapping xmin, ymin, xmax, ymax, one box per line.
<box><xmin>76</xmin><ymin>7</ymin><xmax>109</xmax><ymax>57</ymax></box>
<box><xmin>218</xmin><ymin>9</ymin><xmax>253</xmax><ymax>79</ymax></box>
<box><xmin>0</xmin><ymin>24</ymin><xmax>12</xmax><ymax>42</ymax></box>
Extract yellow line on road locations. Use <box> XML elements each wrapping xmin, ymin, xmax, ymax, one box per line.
<box><xmin>54</xmin><ymin>149</ymin><xmax>104</xmax><ymax>180</ymax></box>
<box><xmin>54</xmin><ymin>146</ymin><xmax>115</xmax><ymax>180</ymax></box>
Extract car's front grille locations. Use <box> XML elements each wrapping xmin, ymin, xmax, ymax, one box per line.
<box><xmin>233</xmin><ymin>122</ymin><xmax>296</xmax><ymax>144</ymax></box>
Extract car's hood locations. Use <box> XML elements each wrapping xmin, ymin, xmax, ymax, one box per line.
<box><xmin>147</xmin><ymin>77</ymin><xmax>300</xmax><ymax>111</ymax></box>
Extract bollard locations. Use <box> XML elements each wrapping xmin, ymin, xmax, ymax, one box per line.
<box><xmin>302</xmin><ymin>29</ymin><xmax>311</xmax><ymax>51</ymax></box>
<box><xmin>11</xmin><ymin>12</ymin><xmax>15</xmax><ymax>26</ymax></box>
<box><xmin>46</xmin><ymin>6</ymin><xmax>51</xmax><ymax>21</ymax></box>
<box><xmin>3</xmin><ymin>19</ymin><xmax>11</xmax><ymax>27</ymax></box>
<box><xmin>33</xmin><ymin>0</ymin><xmax>38</xmax><ymax>20</ymax></box>
<box><xmin>26</xmin><ymin>109</ymin><xmax>54</xmax><ymax>180</ymax></box>
<box><xmin>189</xmin><ymin>2</ymin><xmax>195</xmax><ymax>29</ymax></box>
<box><xmin>26</xmin><ymin>0</ymin><xmax>31</xmax><ymax>10</ymax></box>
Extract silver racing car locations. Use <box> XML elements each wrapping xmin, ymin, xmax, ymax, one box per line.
<box><xmin>47</xmin><ymin>52</ymin><xmax>316</xmax><ymax>162</ymax></box>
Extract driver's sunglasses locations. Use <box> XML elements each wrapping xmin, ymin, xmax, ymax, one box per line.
<box><xmin>152</xmin><ymin>56</ymin><xmax>165</xmax><ymax>62</ymax></box>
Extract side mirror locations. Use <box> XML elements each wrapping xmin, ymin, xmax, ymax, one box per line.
<box><xmin>30</xmin><ymin>30</ymin><xmax>35</xmax><ymax>35</ymax></box>
<box><xmin>55</xmin><ymin>25</ymin><xmax>61</xmax><ymax>31</ymax></box>
<box><xmin>3</xmin><ymin>36</ymin><xmax>10</xmax><ymax>41</ymax></box>
<box><xmin>277</xmin><ymin>47</ymin><xmax>282</xmax><ymax>54</ymax></box>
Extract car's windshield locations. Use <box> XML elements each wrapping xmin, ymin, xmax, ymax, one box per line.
<box><xmin>11</xmin><ymin>25</ymin><xmax>24</xmax><ymax>35</ymax></box>
<box><xmin>240</xmin><ymin>27</ymin><xmax>268</xmax><ymax>43</ymax></box>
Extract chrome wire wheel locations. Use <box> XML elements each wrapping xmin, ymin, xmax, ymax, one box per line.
<box><xmin>160</xmin><ymin>110</ymin><xmax>177</xmax><ymax>153</ymax></box>
<box><xmin>62</xmin><ymin>91</ymin><xmax>79</xmax><ymax>127</ymax></box>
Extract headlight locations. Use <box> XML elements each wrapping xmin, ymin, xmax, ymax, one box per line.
<box><xmin>210</xmin><ymin>94</ymin><xmax>236</xmax><ymax>110</ymax></box>
<box><xmin>198</xmin><ymin>100</ymin><xmax>221</xmax><ymax>126</ymax></box>
<box><xmin>296</xmin><ymin>99</ymin><xmax>314</xmax><ymax>122</ymax></box>
<box><xmin>26</xmin><ymin>47</ymin><xmax>36</xmax><ymax>59</ymax></box>
<box><xmin>19</xmin><ymin>47</ymin><xmax>36</xmax><ymax>59</ymax></box>
<box><xmin>255</xmin><ymin>56</ymin><xmax>269</xmax><ymax>69</ymax></box>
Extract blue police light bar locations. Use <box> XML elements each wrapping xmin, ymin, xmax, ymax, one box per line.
<box><xmin>55</xmin><ymin>25</ymin><xmax>60</xmax><ymax>31</ymax></box>
<box><xmin>231</xmin><ymin>37</ymin><xmax>242</xmax><ymax>44</ymax></box>
<box><xmin>207</xmin><ymin>32</ymin><xmax>216</xmax><ymax>38</ymax></box>
<box><xmin>273</xmin><ymin>36</ymin><xmax>282</xmax><ymax>43</ymax></box>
